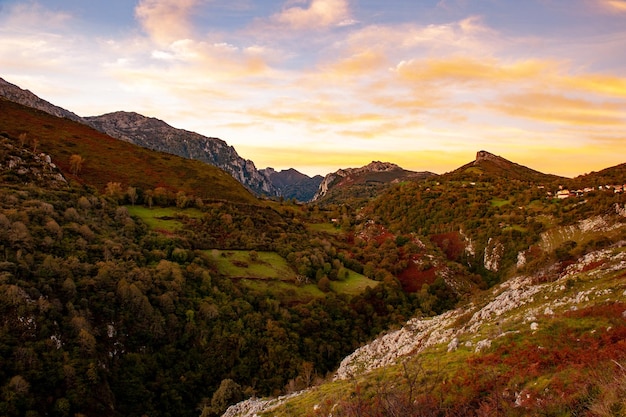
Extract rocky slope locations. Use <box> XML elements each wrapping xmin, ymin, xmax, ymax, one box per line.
<box><xmin>222</xmin><ymin>211</ymin><xmax>626</xmax><ymax>416</ymax></box>
<box><xmin>0</xmin><ymin>133</ymin><xmax>68</xmax><ymax>188</ymax></box>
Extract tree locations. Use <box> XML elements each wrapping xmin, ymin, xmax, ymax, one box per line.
<box><xmin>105</xmin><ymin>182</ymin><xmax>124</xmax><ymax>201</ymax></box>
<box><xmin>126</xmin><ymin>186</ymin><xmax>137</xmax><ymax>206</ymax></box>
<box><xmin>208</xmin><ymin>379</ymin><xmax>243</xmax><ymax>416</ymax></box>
<box><xmin>18</xmin><ymin>132</ymin><xmax>28</xmax><ymax>147</ymax></box>
<box><xmin>69</xmin><ymin>154</ymin><xmax>85</xmax><ymax>176</ymax></box>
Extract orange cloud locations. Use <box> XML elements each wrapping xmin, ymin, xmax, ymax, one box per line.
<box><xmin>320</xmin><ymin>50</ymin><xmax>388</xmax><ymax>78</ymax></box>
<box><xmin>562</xmin><ymin>74</ymin><xmax>626</xmax><ymax>98</ymax></box>
<box><xmin>394</xmin><ymin>57</ymin><xmax>554</xmax><ymax>85</ymax></box>
<box><xmin>270</xmin><ymin>0</ymin><xmax>353</xmax><ymax>30</ymax></box>
<box><xmin>598</xmin><ymin>0</ymin><xmax>626</xmax><ymax>13</ymax></box>
<box><xmin>493</xmin><ymin>92</ymin><xmax>626</xmax><ymax>126</ymax></box>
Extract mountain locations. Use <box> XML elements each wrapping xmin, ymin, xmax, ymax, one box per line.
<box><xmin>259</xmin><ymin>167</ymin><xmax>323</xmax><ymax>202</ymax></box>
<box><xmin>312</xmin><ymin>160</ymin><xmax>436</xmax><ymax>204</ymax></box>
<box><xmin>0</xmin><ymin>77</ymin><xmax>83</xmax><ymax>123</ymax></box>
<box><xmin>0</xmin><ymin>97</ymin><xmax>258</xmax><ymax>204</ymax></box>
<box><xmin>84</xmin><ymin>112</ymin><xmax>280</xmax><ymax>197</ymax></box>
<box><xmin>0</xmin><ymin>77</ymin><xmax>280</xmax><ymax>197</ymax></box>
<box><xmin>445</xmin><ymin>150</ymin><xmax>565</xmax><ymax>183</ymax></box>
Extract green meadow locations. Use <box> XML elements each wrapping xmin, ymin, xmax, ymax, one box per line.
<box><xmin>127</xmin><ymin>205</ymin><xmax>203</xmax><ymax>232</ymax></box>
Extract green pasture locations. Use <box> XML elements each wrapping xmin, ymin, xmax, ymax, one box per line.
<box><xmin>307</xmin><ymin>222</ymin><xmax>342</xmax><ymax>234</ymax></box>
<box><xmin>329</xmin><ymin>270</ymin><xmax>379</xmax><ymax>296</ymax></box>
<box><xmin>209</xmin><ymin>250</ymin><xmax>297</xmax><ymax>281</ymax></box>
<box><xmin>127</xmin><ymin>205</ymin><xmax>203</xmax><ymax>232</ymax></box>
<box><xmin>490</xmin><ymin>198</ymin><xmax>511</xmax><ymax>208</ymax></box>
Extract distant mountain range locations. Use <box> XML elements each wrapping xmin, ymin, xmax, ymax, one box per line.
<box><xmin>0</xmin><ymin>77</ymin><xmax>322</xmax><ymax>201</ymax></box>
<box><xmin>2</xmin><ymin>76</ymin><xmax>624</xmax><ymax>205</ymax></box>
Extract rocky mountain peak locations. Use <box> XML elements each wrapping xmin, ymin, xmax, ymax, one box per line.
<box><xmin>474</xmin><ymin>150</ymin><xmax>508</xmax><ymax>166</ymax></box>
<box><xmin>363</xmin><ymin>161</ymin><xmax>401</xmax><ymax>172</ymax></box>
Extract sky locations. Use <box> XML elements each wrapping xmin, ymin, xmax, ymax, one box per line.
<box><xmin>1</xmin><ymin>0</ymin><xmax>626</xmax><ymax>177</ymax></box>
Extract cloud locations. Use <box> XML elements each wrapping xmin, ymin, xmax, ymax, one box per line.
<box><xmin>0</xmin><ymin>2</ymin><xmax>73</xmax><ymax>30</ymax></box>
<box><xmin>562</xmin><ymin>74</ymin><xmax>626</xmax><ymax>98</ymax></box>
<box><xmin>597</xmin><ymin>0</ymin><xmax>626</xmax><ymax>13</ymax></box>
<box><xmin>393</xmin><ymin>57</ymin><xmax>554</xmax><ymax>86</ymax></box>
<box><xmin>493</xmin><ymin>92</ymin><xmax>626</xmax><ymax>126</ymax></box>
<box><xmin>135</xmin><ymin>0</ymin><xmax>202</xmax><ymax>44</ymax></box>
<box><xmin>268</xmin><ymin>0</ymin><xmax>353</xmax><ymax>30</ymax></box>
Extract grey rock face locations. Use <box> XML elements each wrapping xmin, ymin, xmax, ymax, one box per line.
<box><xmin>84</xmin><ymin>111</ymin><xmax>279</xmax><ymax>196</ymax></box>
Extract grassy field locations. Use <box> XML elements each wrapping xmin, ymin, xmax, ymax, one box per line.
<box><xmin>209</xmin><ymin>249</ymin><xmax>378</xmax><ymax>297</ymax></box>
<box><xmin>329</xmin><ymin>270</ymin><xmax>379</xmax><ymax>295</ymax></box>
<box><xmin>306</xmin><ymin>222</ymin><xmax>343</xmax><ymax>234</ymax></box>
<box><xmin>209</xmin><ymin>250</ymin><xmax>297</xmax><ymax>281</ymax></box>
<box><xmin>491</xmin><ymin>198</ymin><xmax>511</xmax><ymax>207</ymax></box>
<box><xmin>127</xmin><ymin>205</ymin><xmax>203</xmax><ymax>232</ymax></box>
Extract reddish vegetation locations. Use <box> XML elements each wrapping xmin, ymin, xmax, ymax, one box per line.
<box><xmin>430</xmin><ymin>232</ymin><xmax>465</xmax><ymax>261</ymax></box>
<box><xmin>317</xmin><ymin>303</ymin><xmax>626</xmax><ymax>417</ymax></box>
<box><xmin>397</xmin><ymin>256</ymin><xmax>436</xmax><ymax>292</ymax></box>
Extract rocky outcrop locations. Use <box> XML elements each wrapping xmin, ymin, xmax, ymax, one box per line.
<box><xmin>0</xmin><ymin>77</ymin><xmax>83</xmax><ymax>123</ymax></box>
<box><xmin>484</xmin><ymin>237</ymin><xmax>505</xmax><ymax>272</ymax></box>
<box><xmin>0</xmin><ymin>134</ymin><xmax>67</xmax><ymax>188</ymax></box>
<box><xmin>84</xmin><ymin>112</ymin><xmax>279</xmax><ymax>196</ymax></box>
<box><xmin>314</xmin><ymin>161</ymin><xmax>399</xmax><ymax>201</ymax></box>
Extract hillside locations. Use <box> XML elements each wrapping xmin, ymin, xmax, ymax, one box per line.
<box><xmin>0</xmin><ymin>98</ymin><xmax>257</xmax><ymax>204</ymax></box>
<box><xmin>221</xmin><ymin>153</ymin><xmax>626</xmax><ymax>417</ymax></box>
<box><xmin>226</xmin><ymin>229</ymin><xmax>626</xmax><ymax>416</ymax></box>
<box><xmin>0</xmin><ymin>77</ymin><xmax>285</xmax><ymax>198</ymax></box>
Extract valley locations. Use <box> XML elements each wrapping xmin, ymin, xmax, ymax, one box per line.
<box><xmin>0</xmin><ymin>80</ymin><xmax>625</xmax><ymax>417</ymax></box>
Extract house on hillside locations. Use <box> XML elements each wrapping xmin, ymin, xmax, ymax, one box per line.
<box><xmin>556</xmin><ymin>190</ymin><xmax>572</xmax><ymax>199</ymax></box>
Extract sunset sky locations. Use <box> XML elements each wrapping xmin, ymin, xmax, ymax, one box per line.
<box><xmin>1</xmin><ymin>0</ymin><xmax>626</xmax><ymax>177</ymax></box>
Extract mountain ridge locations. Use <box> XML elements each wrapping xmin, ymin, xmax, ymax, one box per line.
<box><xmin>0</xmin><ymin>77</ymin><xmax>84</xmax><ymax>123</ymax></box>
<box><xmin>0</xmin><ymin>77</ymin><xmax>317</xmax><ymax>199</ymax></box>
<box><xmin>84</xmin><ymin>111</ymin><xmax>280</xmax><ymax>197</ymax></box>
<box><xmin>0</xmin><ymin>97</ymin><xmax>258</xmax><ymax>204</ymax></box>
